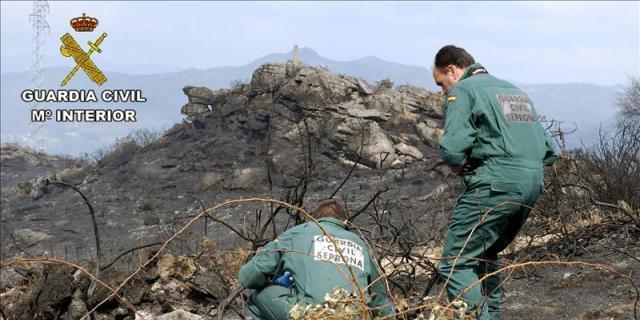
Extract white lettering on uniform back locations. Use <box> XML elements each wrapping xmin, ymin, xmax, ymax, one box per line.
<box><xmin>313</xmin><ymin>235</ymin><xmax>365</xmax><ymax>271</ymax></box>
<box><xmin>496</xmin><ymin>94</ymin><xmax>536</xmax><ymax>123</ymax></box>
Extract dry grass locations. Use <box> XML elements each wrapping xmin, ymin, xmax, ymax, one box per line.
<box><xmin>1</xmin><ymin>197</ymin><xmax>638</xmax><ymax>320</ymax></box>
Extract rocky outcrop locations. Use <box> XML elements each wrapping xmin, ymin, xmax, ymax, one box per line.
<box><xmin>181</xmin><ymin>86</ymin><xmax>230</xmax><ymax>120</ymax></box>
<box><xmin>181</xmin><ymin>61</ymin><xmax>445</xmax><ymax>169</ymax></box>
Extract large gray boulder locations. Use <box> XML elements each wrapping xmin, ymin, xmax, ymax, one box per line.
<box><xmin>328</xmin><ymin>118</ymin><xmax>398</xmax><ymax>169</ymax></box>
<box><xmin>277</xmin><ymin>66</ymin><xmax>359</xmax><ymax>107</ymax></box>
<box><xmin>250</xmin><ymin>63</ymin><xmax>287</xmax><ymax>95</ymax></box>
<box><xmin>183</xmin><ymin>86</ymin><xmax>214</xmax><ymax>105</ymax></box>
<box><xmin>416</xmin><ymin>121</ymin><xmax>444</xmax><ymax>149</ymax></box>
<box><xmin>181</xmin><ymin>103</ymin><xmax>210</xmax><ymax>118</ymax></box>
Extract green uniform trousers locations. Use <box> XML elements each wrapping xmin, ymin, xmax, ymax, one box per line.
<box><xmin>438</xmin><ymin>158</ymin><xmax>543</xmax><ymax>320</ymax></box>
<box><xmin>247</xmin><ymin>285</ymin><xmax>297</xmax><ymax>320</ymax></box>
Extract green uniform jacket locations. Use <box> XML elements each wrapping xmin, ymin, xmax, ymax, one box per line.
<box><xmin>239</xmin><ymin>217</ymin><xmax>394</xmax><ymax>317</ymax></box>
<box><xmin>439</xmin><ymin>63</ymin><xmax>558</xmax><ymax>167</ymax></box>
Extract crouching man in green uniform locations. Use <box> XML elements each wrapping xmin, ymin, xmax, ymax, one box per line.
<box><xmin>432</xmin><ymin>45</ymin><xmax>557</xmax><ymax>319</ymax></box>
<box><xmin>238</xmin><ymin>200</ymin><xmax>394</xmax><ymax>320</ymax></box>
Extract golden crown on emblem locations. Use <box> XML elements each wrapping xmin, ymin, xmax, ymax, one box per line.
<box><xmin>70</xmin><ymin>13</ymin><xmax>99</xmax><ymax>32</ymax></box>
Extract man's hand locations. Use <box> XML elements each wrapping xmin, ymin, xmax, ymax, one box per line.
<box><xmin>449</xmin><ymin>158</ymin><xmax>483</xmax><ymax>176</ymax></box>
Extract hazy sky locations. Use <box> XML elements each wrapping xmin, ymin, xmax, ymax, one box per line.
<box><xmin>2</xmin><ymin>1</ymin><xmax>639</xmax><ymax>85</ymax></box>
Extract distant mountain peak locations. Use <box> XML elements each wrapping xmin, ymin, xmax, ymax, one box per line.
<box><xmin>295</xmin><ymin>47</ymin><xmax>320</xmax><ymax>56</ymax></box>
<box><xmin>248</xmin><ymin>47</ymin><xmax>324</xmax><ymax>66</ymax></box>
<box><xmin>353</xmin><ymin>56</ymin><xmax>385</xmax><ymax>63</ymax></box>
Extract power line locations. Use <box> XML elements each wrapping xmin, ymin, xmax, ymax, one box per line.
<box><xmin>26</xmin><ymin>0</ymin><xmax>50</xmax><ymax>149</ymax></box>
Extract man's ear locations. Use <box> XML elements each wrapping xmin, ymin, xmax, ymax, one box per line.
<box><xmin>445</xmin><ymin>65</ymin><xmax>456</xmax><ymax>76</ymax></box>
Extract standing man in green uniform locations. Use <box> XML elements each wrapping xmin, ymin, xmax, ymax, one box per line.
<box><xmin>238</xmin><ymin>200</ymin><xmax>394</xmax><ymax>319</ymax></box>
<box><xmin>432</xmin><ymin>45</ymin><xmax>557</xmax><ymax>319</ymax></box>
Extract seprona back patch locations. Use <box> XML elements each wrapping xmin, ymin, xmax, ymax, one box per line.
<box><xmin>496</xmin><ymin>94</ymin><xmax>536</xmax><ymax>123</ymax></box>
<box><xmin>313</xmin><ymin>235</ymin><xmax>365</xmax><ymax>271</ymax></box>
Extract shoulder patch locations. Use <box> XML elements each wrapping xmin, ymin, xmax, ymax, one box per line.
<box><xmin>447</xmin><ymin>95</ymin><xmax>457</xmax><ymax>103</ymax></box>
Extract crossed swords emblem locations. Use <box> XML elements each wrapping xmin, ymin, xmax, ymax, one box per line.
<box><xmin>59</xmin><ymin>32</ymin><xmax>107</xmax><ymax>86</ymax></box>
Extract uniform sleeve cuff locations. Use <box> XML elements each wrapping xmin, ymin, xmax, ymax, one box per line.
<box><xmin>239</xmin><ymin>262</ymin><xmax>267</xmax><ymax>289</ymax></box>
<box><xmin>438</xmin><ymin>149</ymin><xmax>466</xmax><ymax>167</ymax></box>
<box><xmin>439</xmin><ymin>137</ymin><xmax>469</xmax><ymax>167</ymax></box>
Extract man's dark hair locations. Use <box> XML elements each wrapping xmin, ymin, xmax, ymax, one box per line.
<box><xmin>312</xmin><ymin>199</ymin><xmax>347</xmax><ymax>220</ymax></box>
<box><xmin>434</xmin><ymin>45</ymin><xmax>475</xmax><ymax>69</ymax></box>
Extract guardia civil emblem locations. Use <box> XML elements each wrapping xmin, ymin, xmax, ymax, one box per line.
<box><xmin>59</xmin><ymin>13</ymin><xmax>107</xmax><ymax>86</ymax></box>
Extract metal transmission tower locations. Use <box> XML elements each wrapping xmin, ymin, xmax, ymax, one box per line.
<box><xmin>27</xmin><ymin>0</ymin><xmax>50</xmax><ymax>148</ymax></box>
<box><xmin>29</xmin><ymin>0</ymin><xmax>50</xmax><ymax>98</ymax></box>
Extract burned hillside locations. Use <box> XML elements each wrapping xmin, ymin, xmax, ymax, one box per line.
<box><xmin>0</xmin><ymin>61</ymin><xmax>638</xmax><ymax>320</ymax></box>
